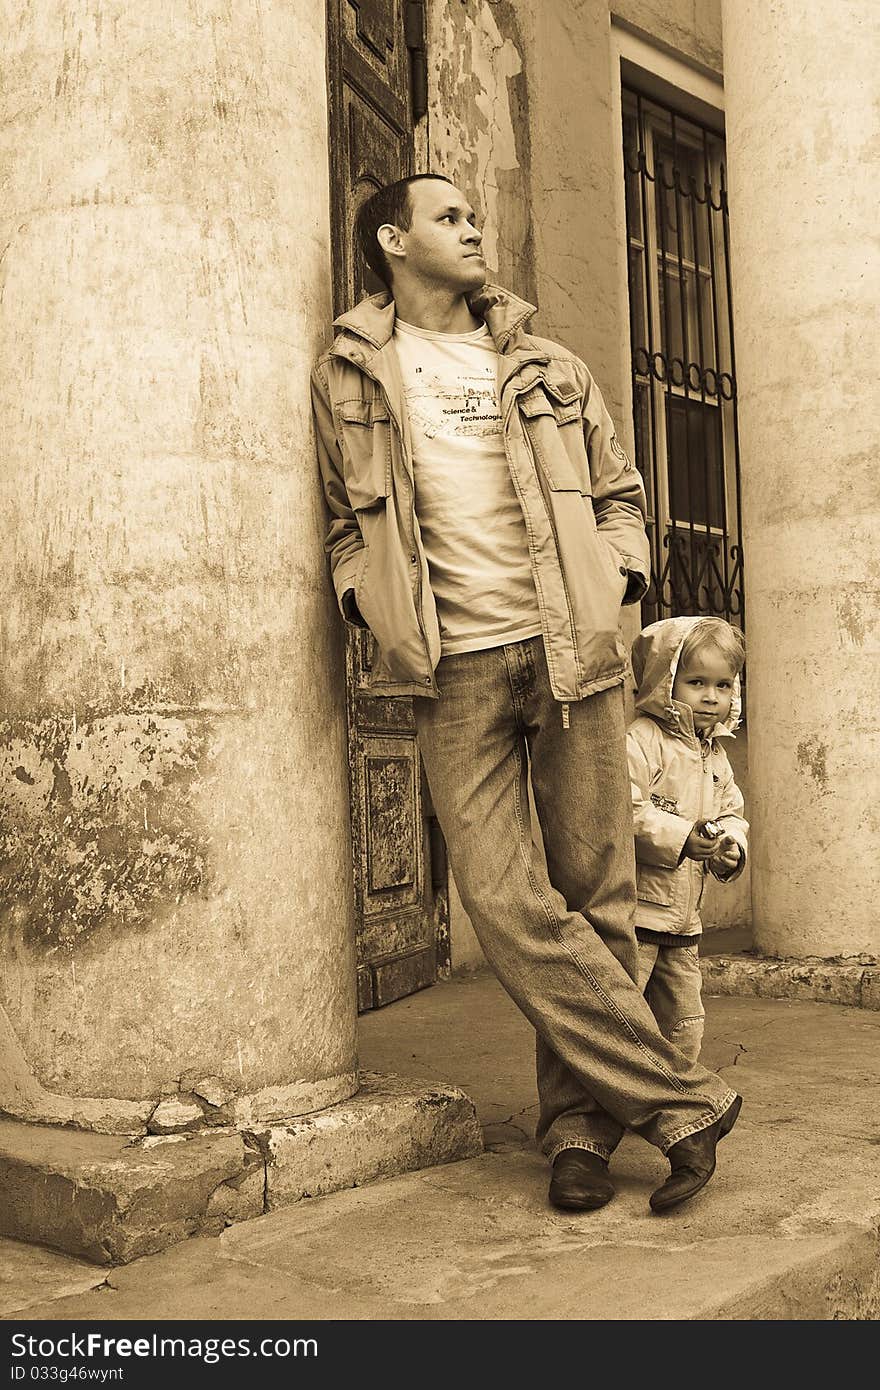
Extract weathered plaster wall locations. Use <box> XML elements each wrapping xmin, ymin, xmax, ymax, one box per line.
<box><xmin>428</xmin><ymin>0</ymin><xmax>535</xmax><ymax>303</ymax></box>
<box><xmin>0</xmin><ymin>0</ymin><xmax>359</xmax><ymax>1106</ymax></box>
<box><xmin>514</xmin><ymin>0</ymin><xmax>627</xmax><ymax>416</ymax></box>
<box><xmin>722</xmin><ymin>0</ymin><xmax>879</xmax><ymax>958</ymax></box>
<box><xmin>611</xmin><ymin>0</ymin><xmax>722</xmax><ymax>74</ymax></box>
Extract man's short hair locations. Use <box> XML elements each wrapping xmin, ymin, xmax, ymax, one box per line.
<box><xmin>355</xmin><ymin>174</ymin><xmax>454</xmax><ymax>288</ymax></box>
<box><xmin>679</xmin><ymin>618</ymin><xmax>746</xmax><ymax>674</ymax></box>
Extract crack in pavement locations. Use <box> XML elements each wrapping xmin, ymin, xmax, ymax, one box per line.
<box><xmin>485</xmin><ymin>1102</ymin><xmax>539</xmax><ymax>1127</ymax></box>
<box><xmin>712</xmin><ymin>1040</ymin><xmax>751</xmax><ymax>1074</ymax></box>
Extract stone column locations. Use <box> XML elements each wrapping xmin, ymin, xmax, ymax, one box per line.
<box><xmin>0</xmin><ymin>1</ymin><xmax>359</xmax><ymax>1124</ymax></box>
<box><xmin>722</xmin><ymin>0</ymin><xmax>879</xmax><ymax>957</ymax></box>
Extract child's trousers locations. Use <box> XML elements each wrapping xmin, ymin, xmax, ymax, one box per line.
<box><xmin>637</xmin><ymin>939</ymin><xmax>705</xmax><ymax>1064</ymax></box>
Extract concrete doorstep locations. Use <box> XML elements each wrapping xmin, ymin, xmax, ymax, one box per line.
<box><xmin>0</xmin><ymin>1073</ymin><xmax>482</xmax><ymax>1266</ymax></box>
<box><xmin>701</xmin><ymin>955</ymin><xmax>880</xmax><ymax>1010</ymax></box>
<box><xmin>699</xmin><ymin>927</ymin><xmax>880</xmax><ymax>1010</ymax></box>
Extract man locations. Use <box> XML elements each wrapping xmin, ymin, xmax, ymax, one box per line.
<box><xmin>311</xmin><ymin>174</ymin><xmax>742</xmax><ymax>1214</ymax></box>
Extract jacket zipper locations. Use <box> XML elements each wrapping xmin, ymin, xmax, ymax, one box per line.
<box><xmin>685</xmin><ymin>740</ymin><xmax>713</xmax><ymax>928</ymax></box>
<box><xmin>504</xmin><ymin>394</ymin><xmax>581</xmax><ymax>687</ymax></box>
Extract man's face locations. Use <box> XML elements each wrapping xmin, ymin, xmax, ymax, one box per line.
<box><xmin>390</xmin><ymin>179</ymin><xmax>486</xmax><ymax>292</ymax></box>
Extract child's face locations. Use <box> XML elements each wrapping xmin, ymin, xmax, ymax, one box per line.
<box><xmin>672</xmin><ymin>646</ymin><xmax>737</xmax><ymax>735</ymax></box>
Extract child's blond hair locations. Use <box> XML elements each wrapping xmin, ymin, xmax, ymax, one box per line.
<box><xmin>678</xmin><ymin>618</ymin><xmax>745</xmax><ymax>674</ymax></box>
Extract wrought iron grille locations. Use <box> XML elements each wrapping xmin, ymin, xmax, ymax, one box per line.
<box><xmin>622</xmin><ymin>87</ymin><xmax>744</xmax><ymax>626</ymax></box>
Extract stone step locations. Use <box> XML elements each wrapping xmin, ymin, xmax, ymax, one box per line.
<box><xmin>701</xmin><ymin>954</ymin><xmax>880</xmax><ymax>1009</ymax></box>
<box><xmin>0</xmin><ymin>1072</ymin><xmax>482</xmax><ymax>1265</ymax></box>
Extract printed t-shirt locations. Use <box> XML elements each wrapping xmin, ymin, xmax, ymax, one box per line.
<box><xmin>392</xmin><ymin>318</ymin><xmax>542</xmax><ymax>656</ymax></box>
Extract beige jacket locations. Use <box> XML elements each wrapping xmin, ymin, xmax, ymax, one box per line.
<box><xmin>627</xmin><ymin>616</ymin><xmax>749</xmax><ymax>936</ymax></box>
<box><xmin>311</xmin><ymin>284</ymin><xmax>650</xmax><ymax>700</ymax></box>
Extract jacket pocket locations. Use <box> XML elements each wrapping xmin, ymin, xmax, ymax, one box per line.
<box><xmin>637</xmin><ymin>864</ymin><xmax>676</xmax><ymax>907</ymax></box>
<box><xmin>338</xmin><ymin>398</ymin><xmax>392</xmax><ymax>511</ymax></box>
<box><xmin>519</xmin><ymin>381</ymin><xmax>591</xmax><ymax>494</ymax></box>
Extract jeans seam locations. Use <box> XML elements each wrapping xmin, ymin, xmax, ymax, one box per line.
<box><xmin>547</xmin><ymin>1140</ymin><xmax>612</xmax><ymax>1164</ymax></box>
<box><xmin>661</xmin><ymin>1090</ymin><xmax>739</xmax><ymax>1153</ymax></box>
<box><xmin>509</xmin><ymin>738</ymin><xmax>709</xmax><ymax>1106</ymax></box>
<box><xmin>511</xmin><ymin>737</ymin><xmax>563</xmax><ymax>935</ymax></box>
<box><xmin>561</xmin><ymin>933</ymin><xmax>692</xmax><ymax>1096</ymax></box>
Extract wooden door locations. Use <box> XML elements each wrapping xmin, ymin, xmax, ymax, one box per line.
<box><xmin>325</xmin><ymin>0</ymin><xmax>448</xmax><ymax>1011</ymax></box>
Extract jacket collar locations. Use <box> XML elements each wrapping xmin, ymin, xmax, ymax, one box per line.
<box><xmin>331</xmin><ymin>283</ymin><xmax>545</xmax><ymax>361</ymax></box>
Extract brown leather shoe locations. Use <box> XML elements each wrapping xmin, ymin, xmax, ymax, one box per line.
<box><xmin>549</xmin><ymin>1149</ymin><xmax>615</xmax><ymax>1211</ymax></box>
<box><xmin>650</xmin><ymin>1094</ymin><xmax>743</xmax><ymax>1214</ymax></box>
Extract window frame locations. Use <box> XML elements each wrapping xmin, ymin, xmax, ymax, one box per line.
<box><xmin>613</xmin><ymin>40</ymin><xmax>745</xmax><ymax>631</ymax></box>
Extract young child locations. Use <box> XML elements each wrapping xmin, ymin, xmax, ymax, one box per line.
<box><xmin>627</xmin><ymin>616</ymin><xmax>749</xmax><ymax>1063</ymax></box>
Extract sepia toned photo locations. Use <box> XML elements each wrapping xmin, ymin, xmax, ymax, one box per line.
<box><xmin>0</xmin><ymin>0</ymin><xmax>876</xmax><ymax>1352</ymax></box>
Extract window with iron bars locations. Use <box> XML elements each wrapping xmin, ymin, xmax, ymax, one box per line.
<box><xmin>622</xmin><ymin>87</ymin><xmax>744</xmax><ymax>629</ymax></box>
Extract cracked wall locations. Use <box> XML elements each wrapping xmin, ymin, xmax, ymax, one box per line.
<box><xmin>429</xmin><ymin>0</ymin><xmax>535</xmax><ymax>303</ymax></box>
<box><xmin>612</xmin><ymin>0</ymin><xmax>722</xmax><ymax>72</ymax></box>
<box><xmin>0</xmin><ymin>0</ymin><xmax>358</xmax><ymax>1106</ymax></box>
<box><xmin>0</xmin><ymin>708</ymin><xmax>209</xmax><ymax>953</ymax></box>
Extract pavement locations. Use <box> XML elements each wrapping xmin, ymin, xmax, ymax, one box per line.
<box><xmin>1</xmin><ymin>965</ymin><xmax>878</xmax><ymax>1321</ymax></box>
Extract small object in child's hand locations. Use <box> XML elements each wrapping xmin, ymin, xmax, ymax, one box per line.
<box><xmin>699</xmin><ymin>819</ymin><xmax>722</xmax><ymax>838</ymax></box>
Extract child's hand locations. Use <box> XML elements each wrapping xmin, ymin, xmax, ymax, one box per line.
<box><xmin>709</xmin><ymin>835</ymin><xmax>742</xmax><ymax>876</ymax></box>
<box><xmin>683</xmin><ymin>824</ymin><xmax>721</xmax><ymax>861</ymax></box>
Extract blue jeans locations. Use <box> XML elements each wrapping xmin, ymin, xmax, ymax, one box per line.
<box><xmin>414</xmin><ymin>637</ymin><xmax>737</xmax><ymax>1159</ymax></box>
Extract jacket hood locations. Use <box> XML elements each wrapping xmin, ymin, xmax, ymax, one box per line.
<box><xmin>331</xmin><ymin>282</ymin><xmax>538</xmax><ymax>356</ymax></box>
<box><xmin>631</xmin><ymin>616</ymin><xmax>742</xmax><ymax>743</ymax></box>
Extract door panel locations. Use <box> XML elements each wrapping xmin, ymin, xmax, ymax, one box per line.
<box><xmin>326</xmin><ymin>1</ymin><xmax>448</xmax><ymax>1011</ymax></box>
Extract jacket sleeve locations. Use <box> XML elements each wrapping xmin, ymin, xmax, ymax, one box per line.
<box><xmin>709</xmin><ymin>750</ymin><xmax>749</xmax><ymax>881</ymax></box>
<box><xmin>627</xmin><ymin>724</ymin><xmax>693</xmax><ymax>867</ymax></box>
<box><xmin>310</xmin><ymin>360</ymin><xmax>369</xmax><ymax>627</ymax></box>
<box><xmin>581</xmin><ymin>366</ymin><xmax>651</xmax><ymax>605</ymax></box>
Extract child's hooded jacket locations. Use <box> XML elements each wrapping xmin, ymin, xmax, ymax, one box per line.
<box><xmin>627</xmin><ymin>616</ymin><xmax>749</xmax><ymax>937</ymax></box>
